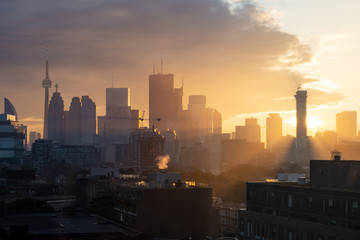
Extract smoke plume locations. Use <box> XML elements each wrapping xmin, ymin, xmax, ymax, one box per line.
<box><xmin>156</xmin><ymin>155</ymin><xmax>170</xmax><ymax>170</ymax></box>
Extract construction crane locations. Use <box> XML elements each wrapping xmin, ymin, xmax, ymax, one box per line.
<box><xmin>292</xmin><ymin>73</ymin><xmax>302</xmax><ymax>90</ymax></box>
<box><xmin>139</xmin><ymin>110</ymin><xmax>160</xmax><ymax>128</ymax></box>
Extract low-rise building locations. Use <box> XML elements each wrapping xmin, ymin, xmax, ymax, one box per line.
<box><xmin>238</xmin><ymin>156</ymin><xmax>360</xmax><ymax>240</ymax></box>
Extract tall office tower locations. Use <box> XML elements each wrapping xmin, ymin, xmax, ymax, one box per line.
<box><xmin>213</xmin><ymin>109</ymin><xmax>222</xmax><ymax>135</ymax></box>
<box><xmin>235</xmin><ymin>118</ymin><xmax>261</xmax><ymax>143</ymax></box>
<box><xmin>336</xmin><ymin>111</ymin><xmax>357</xmax><ymax>143</ymax></box>
<box><xmin>294</xmin><ymin>90</ymin><xmax>307</xmax><ymax>138</ymax></box>
<box><xmin>48</xmin><ymin>84</ymin><xmax>64</xmax><ymax>143</ymax></box>
<box><xmin>63</xmin><ymin>110</ymin><xmax>69</xmax><ymax>144</ymax></box>
<box><xmin>97</xmin><ymin>116</ymin><xmax>106</xmax><ymax>140</ymax></box>
<box><xmin>188</xmin><ymin>95</ymin><xmax>207</xmax><ymax>141</ymax></box>
<box><xmin>4</xmin><ymin>98</ymin><xmax>18</xmax><ymax>121</ymax></box>
<box><xmin>266</xmin><ymin>113</ymin><xmax>283</xmax><ymax>149</ymax></box>
<box><xmin>81</xmin><ymin>96</ymin><xmax>96</xmax><ymax>144</ymax></box>
<box><xmin>205</xmin><ymin>108</ymin><xmax>222</xmax><ymax>137</ymax></box>
<box><xmin>149</xmin><ymin>73</ymin><xmax>183</xmax><ymax>131</ymax></box>
<box><xmin>68</xmin><ymin>97</ymin><xmax>82</xmax><ymax>145</ymax></box>
<box><xmin>245</xmin><ymin>118</ymin><xmax>261</xmax><ymax>142</ymax></box>
<box><xmin>105</xmin><ymin>88</ymin><xmax>131</xmax><ymax>143</ymax></box>
<box><xmin>42</xmin><ymin>52</ymin><xmax>52</xmax><ymax>139</ymax></box>
<box><xmin>205</xmin><ymin>108</ymin><xmax>214</xmax><ymax>138</ymax></box>
<box><xmin>0</xmin><ymin>114</ymin><xmax>25</xmax><ymax>165</ymax></box>
<box><xmin>130</xmin><ymin>109</ymin><xmax>141</xmax><ymax>130</ymax></box>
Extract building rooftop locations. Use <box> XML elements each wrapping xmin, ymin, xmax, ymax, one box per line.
<box><xmin>0</xmin><ymin>212</ymin><xmax>144</xmax><ymax>238</ymax></box>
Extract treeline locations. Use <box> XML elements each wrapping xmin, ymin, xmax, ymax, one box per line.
<box><xmin>180</xmin><ymin>164</ymin><xmax>281</xmax><ymax>203</ymax></box>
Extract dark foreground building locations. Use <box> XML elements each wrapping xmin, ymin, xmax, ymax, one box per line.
<box><xmin>0</xmin><ymin>212</ymin><xmax>149</xmax><ymax>240</ymax></box>
<box><xmin>239</xmin><ymin>157</ymin><xmax>360</xmax><ymax>240</ymax></box>
<box><xmin>114</xmin><ymin>172</ymin><xmax>218</xmax><ymax>239</ymax></box>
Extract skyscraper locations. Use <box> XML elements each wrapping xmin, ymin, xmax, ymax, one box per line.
<box><xmin>149</xmin><ymin>73</ymin><xmax>183</xmax><ymax>131</ymax></box>
<box><xmin>81</xmin><ymin>96</ymin><xmax>96</xmax><ymax>144</ymax></box>
<box><xmin>235</xmin><ymin>118</ymin><xmax>261</xmax><ymax>143</ymax></box>
<box><xmin>105</xmin><ymin>88</ymin><xmax>131</xmax><ymax>143</ymax></box>
<box><xmin>42</xmin><ymin>51</ymin><xmax>52</xmax><ymax>139</ymax></box>
<box><xmin>0</xmin><ymin>114</ymin><xmax>25</xmax><ymax>165</ymax></box>
<box><xmin>188</xmin><ymin>95</ymin><xmax>207</xmax><ymax>141</ymax></box>
<box><xmin>336</xmin><ymin>111</ymin><xmax>357</xmax><ymax>143</ymax></box>
<box><xmin>47</xmin><ymin>84</ymin><xmax>64</xmax><ymax>143</ymax></box>
<box><xmin>4</xmin><ymin>98</ymin><xmax>18</xmax><ymax>121</ymax></box>
<box><xmin>266</xmin><ymin>113</ymin><xmax>283</xmax><ymax>149</ymax></box>
<box><xmin>68</xmin><ymin>97</ymin><xmax>82</xmax><ymax>145</ymax></box>
<box><xmin>295</xmin><ymin>90</ymin><xmax>307</xmax><ymax>138</ymax></box>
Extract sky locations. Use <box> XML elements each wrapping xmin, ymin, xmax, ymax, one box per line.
<box><xmin>1</xmin><ymin>0</ymin><xmax>359</xmax><ymax>141</ymax></box>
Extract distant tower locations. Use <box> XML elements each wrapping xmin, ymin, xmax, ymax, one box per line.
<box><xmin>48</xmin><ymin>84</ymin><xmax>64</xmax><ymax>143</ymax></box>
<box><xmin>42</xmin><ymin>47</ymin><xmax>52</xmax><ymax>139</ymax></box>
<box><xmin>336</xmin><ymin>111</ymin><xmax>357</xmax><ymax>143</ymax></box>
<box><xmin>266</xmin><ymin>113</ymin><xmax>283</xmax><ymax>149</ymax></box>
<box><xmin>295</xmin><ymin>90</ymin><xmax>307</xmax><ymax>138</ymax></box>
<box><xmin>81</xmin><ymin>96</ymin><xmax>96</xmax><ymax>144</ymax></box>
<box><xmin>68</xmin><ymin>97</ymin><xmax>82</xmax><ymax>145</ymax></box>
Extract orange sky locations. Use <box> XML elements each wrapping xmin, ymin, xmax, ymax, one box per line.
<box><xmin>0</xmin><ymin>0</ymin><xmax>358</xmax><ymax>143</ymax></box>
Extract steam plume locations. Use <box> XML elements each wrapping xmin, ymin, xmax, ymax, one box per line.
<box><xmin>156</xmin><ymin>154</ymin><xmax>170</xmax><ymax>170</ymax></box>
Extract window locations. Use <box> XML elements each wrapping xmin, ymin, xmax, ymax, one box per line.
<box><xmin>288</xmin><ymin>194</ymin><xmax>293</xmax><ymax>207</ymax></box>
<box><xmin>328</xmin><ymin>199</ymin><xmax>333</xmax><ymax>207</ymax></box>
<box><xmin>288</xmin><ymin>229</ymin><xmax>293</xmax><ymax>240</ymax></box>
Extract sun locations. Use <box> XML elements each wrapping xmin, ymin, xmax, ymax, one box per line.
<box><xmin>307</xmin><ymin>116</ymin><xmax>323</xmax><ymax>129</ymax></box>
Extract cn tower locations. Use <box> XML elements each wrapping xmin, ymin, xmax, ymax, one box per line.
<box><xmin>42</xmin><ymin>48</ymin><xmax>52</xmax><ymax>139</ymax></box>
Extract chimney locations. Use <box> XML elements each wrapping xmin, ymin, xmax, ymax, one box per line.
<box><xmin>331</xmin><ymin>150</ymin><xmax>341</xmax><ymax>161</ymax></box>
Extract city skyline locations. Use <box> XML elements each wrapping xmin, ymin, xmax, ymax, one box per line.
<box><xmin>1</xmin><ymin>0</ymin><xmax>360</xmax><ymax>141</ymax></box>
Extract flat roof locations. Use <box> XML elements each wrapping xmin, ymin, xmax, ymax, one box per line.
<box><xmin>0</xmin><ymin>212</ymin><xmax>141</xmax><ymax>237</ymax></box>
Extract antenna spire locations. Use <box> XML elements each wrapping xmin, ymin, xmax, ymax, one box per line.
<box><xmin>45</xmin><ymin>44</ymin><xmax>49</xmax><ymax>78</ymax></box>
<box><xmin>161</xmin><ymin>59</ymin><xmax>163</xmax><ymax>74</ymax></box>
<box><xmin>55</xmin><ymin>83</ymin><xmax>58</xmax><ymax>93</ymax></box>
<box><xmin>153</xmin><ymin>61</ymin><xmax>155</xmax><ymax>74</ymax></box>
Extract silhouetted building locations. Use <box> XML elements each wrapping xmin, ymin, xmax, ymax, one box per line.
<box><xmin>47</xmin><ymin>84</ymin><xmax>65</xmax><ymax>143</ymax></box>
<box><xmin>295</xmin><ymin>90</ymin><xmax>307</xmax><ymax>138</ymax></box>
<box><xmin>213</xmin><ymin>109</ymin><xmax>222</xmax><ymax>135</ymax></box>
<box><xmin>188</xmin><ymin>95</ymin><xmax>207</xmax><ymax>141</ymax></box>
<box><xmin>130</xmin><ymin>109</ymin><xmax>141</xmax><ymax>131</ymax></box>
<box><xmin>81</xmin><ymin>96</ymin><xmax>96</xmax><ymax>144</ymax></box>
<box><xmin>149</xmin><ymin>73</ymin><xmax>183</xmax><ymax>131</ymax></box>
<box><xmin>222</xmin><ymin>139</ymin><xmax>264</xmax><ymax>168</ymax></box>
<box><xmin>68</xmin><ymin>97</ymin><xmax>82</xmax><ymax>145</ymax></box>
<box><xmin>0</xmin><ymin>212</ymin><xmax>148</xmax><ymax>240</ymax></box>
<box><xmin>128</xmin><ymin>128</ymin><xmax>165</xmax><ymax>173</ymax></box>
<box><xmin>0</xmin><ymin>114</ymin><xmax>25</xmax><ymax>165</ymax></box>
<box><xmin>113</xmin><ymin>173</ymin><xmax>216</xmax><ymax>239</ymax></box>
<box><xmin>104</xmin><ymin>88</ymin><xmax>132</xmax><ymax>143</ymax></box>
<box><xmin>42</xmin><ymin>53</ymin><xmax>52</xmax><ymax>139</ymax></box>
<box><xmin>19</xmin><ymin>124</ymin><xmax>28</xmax><ymax>150</ymax></box>
<box><xmin>235</xmin><ymin>118</ymin><xmax>261</xmax><ymax>143</ymax></box>
<box><xmin>105</xmin><ymin>144</ymin><xmax>129</xmax><ymax>168</ymax></box>
<box><xmin>162</xmin><ymin>129</ymin><xmax>180</xmax><ymax>164</ymax></box>
<box><xmin>336</xmin><ymin>111</ymin><xmax>357</xmax><ymax>143</ymax></box>
<box><xmin>29</xmin><ymin>131</ymin><xmax>41</xmax><ymax>150</ymax></box>
<box><xmin>32</xmin><ymin>139</ymin><xmax>54</xmax><ymax>170</ymax></box>
<box><xmin>4</xmin><ymin>98</ymin><xmax>18</xmax><ymax>121</ymax></box>
<box><xmin>97</xmin><ymin>116</ymin><xmax>106</xmax><ymax>140</ymax></box>
<box><xmin>238</xmin><ymin>158</ymin><xmax>360</xmax><ymax>240</ymax></box>
<box><xmin>53</xmin><ymin>145</ymin><xmax>99</xmax><ymax>167</ymax></box>
<box><xmin>266</xmin><ymin>113</ymin><xmax>283</xmax><ymax>149</ymax></box>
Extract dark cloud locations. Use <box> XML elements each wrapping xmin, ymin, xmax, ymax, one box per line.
<box><xmin>0</xmin><ymin>0</ymin><xmax>346</xmax><ymax>132</ymax></box>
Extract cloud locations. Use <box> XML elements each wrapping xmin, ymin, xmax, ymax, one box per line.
<box><xmin>0</xmin><ymin>0</ymin><xmax>347</xmax><ymax>134</ymax></box>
